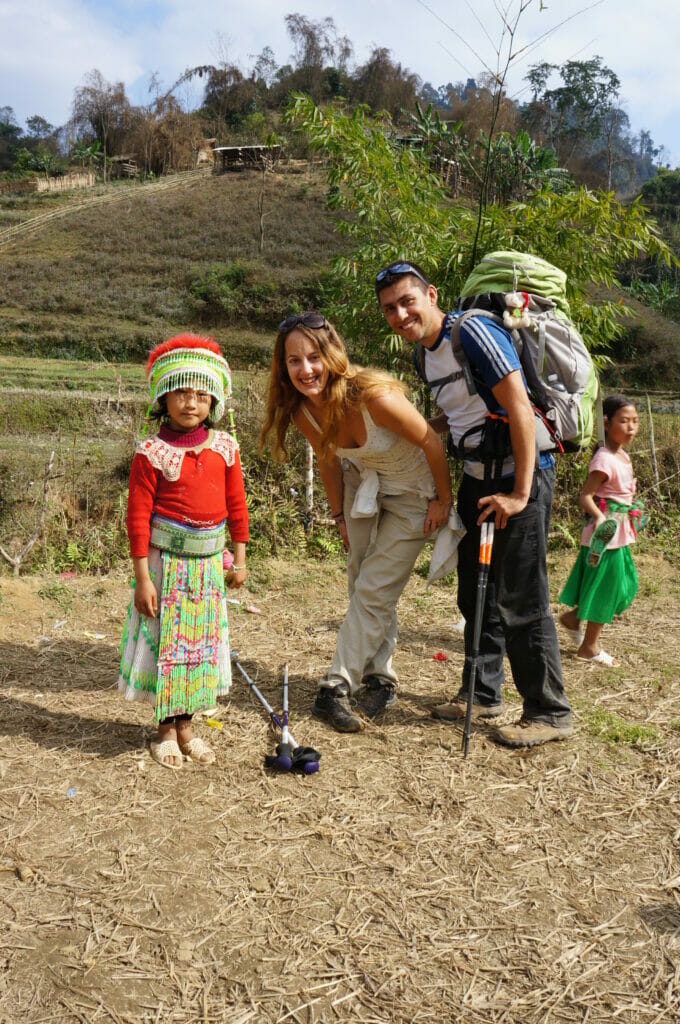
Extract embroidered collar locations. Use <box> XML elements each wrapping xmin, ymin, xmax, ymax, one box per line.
<box><xmin>136</xmin><ymin>431</ymin><xmax>239</xmax><ymax>481</ymax></box>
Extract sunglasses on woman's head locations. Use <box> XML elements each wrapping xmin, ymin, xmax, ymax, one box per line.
<box><xmin>278</xmin><ymin>311</ymin><xmax>327</xmax><ymax>334</ymax></box>
<box><xmin>374</xmin><ymin>262</ymin><xmax>429</xmax><ymax>291</ymax></box>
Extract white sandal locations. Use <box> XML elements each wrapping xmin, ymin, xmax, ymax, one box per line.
<box><xmin>150</xmin><ymin>739</ymin><xmax>184</xmax><ymax>770</ymax></box>
<box><xmin>180</xmin><ymin>737</ymin><xmax>215</xmax><ymax>765</ymax></box>
<box><xmin>558</xmin><ymin>614</ymin><xmax>585</xmax><ymax>647</ymax></box>
<box><xmin>576</xmin><ymin>650</ymin><xmax>619</xmax><ymax>668</ymax></box>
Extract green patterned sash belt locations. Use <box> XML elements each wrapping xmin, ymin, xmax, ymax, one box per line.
<box><xmin>150</xmin><ymin>515</ymin><xmax>225</xmax><ymax>556</ymax></box>
<box><xmin>596</xmin><ymin>497</ymin><xmax>648</xmax><ymax>534</ymax></box>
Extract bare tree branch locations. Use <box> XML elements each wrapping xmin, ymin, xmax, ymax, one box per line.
<box><xmin>414</xmin><ymin>0</ymin><xmax>497</xmax><ymax>79</ymax></box>
<box><xmin>509</xmin><ymin>0</ymin><xmax>607</xmax><ymax>64</ymax></box>
<box><xmin>0</xmin><ymin>451</ymin><xmax>55</xmax><ymax>577</ymax></box>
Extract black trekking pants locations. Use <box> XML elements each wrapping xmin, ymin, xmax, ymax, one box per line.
<box><xmin>455</xmin><ymin>468</ymin><xmax>572</xmax><ymax>726</ymax></box>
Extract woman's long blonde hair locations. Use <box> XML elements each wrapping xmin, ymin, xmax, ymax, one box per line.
<box><xmin>259</xmin><ymin>318</ymin><xmax>408</xmax><ymax>460</ymax></box>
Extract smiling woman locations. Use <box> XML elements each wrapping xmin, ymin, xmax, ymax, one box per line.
<box><xmin>259</xmin><ymin>313</ymin><xmax>453</xmax><ymax>733</ymax></box>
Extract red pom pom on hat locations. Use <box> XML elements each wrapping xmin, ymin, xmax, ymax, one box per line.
<box><xmin>146</xmin><ymin>334</ymin><xmax>224</xmax><ymax>376</ymax></box>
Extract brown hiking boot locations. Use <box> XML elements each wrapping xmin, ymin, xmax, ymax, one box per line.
<box><xmin>493</xmin><ymin>718</ymin><xmax>573</xmax><ymax>748</ymax></box>
<box><xmin>358</xmin><ymin>676</ymin><xmax>397</xmax><ymax>719</ymax></box>
<box><xmin>312</xmin><ymin>684</ymin><xmax>363</xmax><ymax>733</ymax></box>
<box><xmin>431</xmin><ymin>697</ymin><xmax>503</xmax><ymax>722</ymax></box>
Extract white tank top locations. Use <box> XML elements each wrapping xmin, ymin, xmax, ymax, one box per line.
<box><xmin>301</xmin><ymin>403</ymin><xmax>435</xmax><ymax>501</ymax></box>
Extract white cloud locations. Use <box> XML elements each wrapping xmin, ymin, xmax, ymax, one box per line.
<box><xmin>1</xmin><ymin>0</ymin><xmax>143</xmax><ymax>124</ymax></box>
<box><xmin>2</xmin><ymin>0</ymin><xmax>679</xmax><ymax>162</ymax></box>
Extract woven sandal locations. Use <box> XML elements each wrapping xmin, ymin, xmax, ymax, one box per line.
<box><xmin>150</xmin><ymin>739</ymin><xmax>184</xmax><ymax>770</ymax></box>
<box><xmin>180</xmin><ymin>737</ymin><xmax>216</xmax><ymax>765</ymax></box>
<box><xmin>587</xmin><ymin>518</ymin><xmax>618</xmax><ymax>568</ymax></box>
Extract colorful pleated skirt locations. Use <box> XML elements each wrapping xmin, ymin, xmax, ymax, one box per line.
<box><xmin>118</xmin><ymin>522</ymin><xmax>231</xmax><ymax>723</ymax></box>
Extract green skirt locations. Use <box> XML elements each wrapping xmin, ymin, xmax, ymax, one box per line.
<box><xmin>559</xmin><ymin>545</ymin><xmax>638</xmax><ymax>624</ymax></box>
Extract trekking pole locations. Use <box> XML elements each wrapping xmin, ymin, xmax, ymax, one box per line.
<box><xmin>276</xmin><ymin>665</ymin><xmax>294</xmax><ymax>771</ymax></box>
<box><xmin>462</xmin><ymin>519</ymin><xmax>495</xmax><ymax>758</ymax></box>
<box><xmin>231</xmin><ymin>653</ymin><xmax>320</xmax><ymax>774</ymax></box>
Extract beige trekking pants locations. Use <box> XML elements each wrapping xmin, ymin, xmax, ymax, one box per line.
<box><xmin>322</xmin><ymin>462</ymin><xmax>430</xmax><ymax>695</ymax></box>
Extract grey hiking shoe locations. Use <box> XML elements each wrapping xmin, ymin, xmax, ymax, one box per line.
<box><xmin>431</xmin><ymin>696</ymin><xmax>503</xmax><ymax>722</ymax></box>
<box><xmin>359</xmin><ymin>676</ymin><xmax>397</xmax><ymax>719</ymax></box>
<box><xmin>493</xmin><ymin>717</ymin><xmax>573</xmax><ymax>748</ymax></box>
<box><xmin>312</xmin><ymin>684</ymin><xmax>363</xmax><ymax>733</ymax></box>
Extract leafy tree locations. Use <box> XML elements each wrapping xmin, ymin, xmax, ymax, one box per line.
<box><xmin>285</xmin><ymin>13</ymin><xmax>352</xmax><ymax>74</ymax></box>
<box><xmin>523</xmin><ymin>58</ymin><xmax>665</xmax><ymax>195</ymax></box>
<box><xmin>419</xmin><ymin>82</ymin><xmax>456</xmax><ymax>112</ymax></box>
<box><xmin>12</xmin><ymin>144</ymin><xmax>63</xmax><ymax>179</ymax></box>
<box><xmin>524</xmin><ymin>58</ymin><xmax>613</xmax><ymax>157</ymax></box>
<box><xmin>0</xmin><ymin>106</ymin><xmax>22</xmax><ymax>172</ymax></box>
<box><xmin>350</xmin><ymin>47</ymin><xmax>420</xmax><ymax>118</ymax></box>
<box><xmin>252</xmin><ymin>47</ymin><xmax>278</xmax><ymax>89</ymax></box>
<box><xmin>640</xmin><ymin>169</ymin><xmax>680</xmax><ymax>219</ymax></box>
<box><xmin>12</xmin><ymin>148</ymin><xmax>35</xmax><ymax>175</ymax></box>
<box><xmin>202</xmin><ymin>65</ymin><xmax>257</xmax><ymax>132</ymax></box>
<box><xmin>286</xmin><ymin>95</ymin><xmax>675</xmax><ymax>368</ymax></box>
<box><xmin>276</xmin><ymin>14</ymin><xmax>353</xmax><ymax>105</ymax></box>
<box><xmin>70</xmin><ymin>136</ymin><xmax>102</xmax><ymax>172</ymax></box>
<box><xmin>25</xmin><ymin>115</ymin><xmax>55</xmax><ymax>139</ymax></box>
<box><xmin>29</xmin><ymin>145</ymin><xmax>59</xmax><ymax>180</ymax></box>
<box><xmin>71</xmin><ymin>70</ymin><xmax>132</xmax><ymax>182</ymax></box>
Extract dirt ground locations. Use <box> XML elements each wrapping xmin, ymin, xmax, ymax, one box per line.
<box><xmin>1</xmin><ymin>551</ymin><xmax>679</xmax><ymax>1024</ymax></box>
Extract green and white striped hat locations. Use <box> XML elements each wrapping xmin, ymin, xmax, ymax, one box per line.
<box><xmin>146</xmin><ymin>334</ymin><xmax>232</xmax><ymax>421</ymax></box>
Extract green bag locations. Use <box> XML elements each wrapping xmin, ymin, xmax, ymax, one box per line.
<box><xmin>458</xmin><ymin>250</ymin><xmax>600</xmax><ymax>451</ymax></box>
<box><xmin>461</xmin><ymin>250</ymin><xmax>571</xmax><ymax>317</ymax></box>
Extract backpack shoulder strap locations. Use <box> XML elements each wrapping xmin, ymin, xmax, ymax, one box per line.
<box><xmin>448</xmin><ymin>308</ymin><xmax>506</xmax><ymax>396</ymax></box>
<box><xmin>416</xmin><ymin>310</ymin><xmax>507</xmax><ymax>401</ymax></box>
<box><xmin>414</xmin><ymin>318</ymin><xmax>468</xmax><ymax>397</ymax></box>
<box><xmin>414</xmin><ymin>343</ymin><xmax>428</xmax><ymax>384</ymax></box>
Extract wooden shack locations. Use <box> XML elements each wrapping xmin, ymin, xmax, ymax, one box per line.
<box><xmin>213</xmin><ymin>144</ymin><xmax>281</xmax><ymax>173</ymax></box>
<box><xmin>110</xmin><ymin>155</ymin><xmax>138</xmax><ymax>179</ymax></box>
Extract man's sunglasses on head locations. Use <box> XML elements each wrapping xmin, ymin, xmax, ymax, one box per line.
<box><xmin>375</xmin><ymin>262</ymin><xmax>430</xmax><ymax>292</ymax></box>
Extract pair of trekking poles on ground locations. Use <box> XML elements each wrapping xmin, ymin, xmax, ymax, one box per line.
<box><xmin>231</xmin><ymin>653</ymin><xmax>321</xmax><ymax>774</ymax></box>
<box><xmin>231</xmin><ymin>518</ymin><xmax>496</xmax><ymax>767</ymax></box>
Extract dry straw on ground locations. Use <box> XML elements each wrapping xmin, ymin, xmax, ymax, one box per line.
<box><xmin>1</xmin><ymin>551</ymin><xmax>679</xmax><ymax>1023</ymax></box>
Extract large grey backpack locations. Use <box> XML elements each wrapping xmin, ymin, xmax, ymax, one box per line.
<box><xmin>457</xmin><ymin>251</ymin><xmax>600</xmax><ymax>451</ymax></box>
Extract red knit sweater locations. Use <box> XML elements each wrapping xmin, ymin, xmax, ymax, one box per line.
<box><xmin>126</xmin><ymin>428</ymin><xmax>249</xmax><ymax>558</ymax></box>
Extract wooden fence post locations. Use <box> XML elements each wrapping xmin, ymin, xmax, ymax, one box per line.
<box><xmin>305</xmin><ymin>440</ymin><xmax>314</xmax><ymax>517</ymax></box>
<box><xmin>646</xmin><ymin>394</ymin><xmax>661</xmax><ymax>497</ymax></box>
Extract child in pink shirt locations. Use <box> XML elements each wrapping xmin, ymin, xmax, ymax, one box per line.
<box><xmin>559</xmin><ymin>396</ymin><xmax>641</xmax><ymax>667</ymax></box>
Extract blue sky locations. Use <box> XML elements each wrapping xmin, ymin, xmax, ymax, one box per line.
<box><xmin>2</xmin><ymin>0</ymin><xmax>679</xmax><ymax>166</ymax></box>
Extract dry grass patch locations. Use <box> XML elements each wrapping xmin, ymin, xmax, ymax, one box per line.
<box><xmin>1</xmin><ymin>551</ymin><xmax>679</xmax><ymax>1022</ymax></box>
<box><xmin>0</xmin><ymin>171</ymin><xmax>341</xmax><ymax>361</ymax></box>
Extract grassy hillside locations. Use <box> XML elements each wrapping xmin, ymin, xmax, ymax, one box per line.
<box><xmin>0</xmin><ymin>170</ymin><xmax>678</xmax><ymax>578</ymax></box>
<box><xmin>1</xmin><ymin>168</ymin><xmax>679</xmax><ymax>389</ymax></box>
<box><xmin>0</xmin><ymin>168</ymin><xmax>342</xmax><ymax>364</ymax></box>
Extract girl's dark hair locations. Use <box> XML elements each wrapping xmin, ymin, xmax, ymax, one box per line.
<box><xmin>603</xmin><ymin>394</ymin><xmax>636</xmax><ymax>425</ymax></box>
<box><xmin>150</xmin><ymin>393</ymin><xmax>219</xmax><ymax>427</ymax></box>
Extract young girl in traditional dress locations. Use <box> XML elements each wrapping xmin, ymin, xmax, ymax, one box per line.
<box><xmin>118</xmin><ymin>335</ymin><xmax>249</xmax><ymax>768</ymax></box>
<box><xmin>559</xmin><ymin>395</ymin><xmax>641</xmax><ymax>667</ymax></box>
